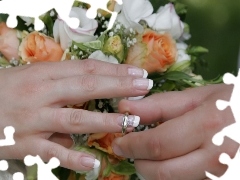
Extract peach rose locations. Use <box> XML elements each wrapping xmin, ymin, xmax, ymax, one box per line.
<box><xmin>0</xmin><ymin>22</ymin><xmax>20</xmax><ymax>61</ymax></box>
<box><xmin>19</xmin><ymin>31</ymin><xmax>63</xmax><ymax>63</ymax></box>
<box><xmin>88</xmin><ymin>133</ymin><xmax>124</xmax><ymax>160</ymax></box>
<box><xmin>125</xmin><ymin>29</ymin><xmax>177</xmax><ymax>73</ymax></box>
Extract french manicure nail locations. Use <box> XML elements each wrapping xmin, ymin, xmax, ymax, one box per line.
<box><xmin>128</xmin><ymin>95</ymin><xmax>145</xmax><ymax>101</ymax></box>
<box><xmin>117</xmin><ymin>115</ymin><xmax>140</xmax><ymax>127</ymax></box>
<box><xmin>133</xmin><ymin>78</ymin><xmax>153</xmax><ymax>90</ymax></box>
<box><xmin>128</xmin><ymin>68</ymin><xmax>148</xmax><ymax>78</ymax></box>
<box><xmin>81</xmin><ymin>157</ymin><xmax>100</xmax><ymax>169</ymax></box>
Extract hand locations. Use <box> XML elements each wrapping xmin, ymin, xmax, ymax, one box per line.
<box><xmin>0</xmin><ymin>59</ymin><xmax>152</xmax><ymax>171</ymax></box>
<box><xmin>112</xmin><ymin>84</ymin><xmax>239</xmax><ymax>180</ymax></box>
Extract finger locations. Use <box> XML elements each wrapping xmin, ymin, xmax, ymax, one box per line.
<box><xmin>134</xmin><ymin>149</ymin><xmax>226</xmax><ymax>180</ymax></box>
<box><xmin>48</xmin><ymin>133</ymin><xmax>73</xmax><ymax>148</ymax></box>
<box><xmin>41</xmin><ymin>59</ymin><xmax>148</xmax><ymax>80</ymax></box>
<box><xmin>40</xmin><ymin>108</ymin><xmax>140</xmax><ymax>134</ymax></box>
<box><xmin>35</xmin><ymin>140</ymin><xmax>100</xmax><ymax>171</ymax></box>
<box><xmin>118</xmin><ymin>86</ymin><xmax>218</xmax><ymax>124</ymax></box>
<box><xmin>112</xmin><ymin>108</ymin><xmax>207</xmax><ymax>160</ymax></box>
<box><xmin>50</xmin><ymin>75</ymin><xmax>153</xmax><ymax>105</ymax></box>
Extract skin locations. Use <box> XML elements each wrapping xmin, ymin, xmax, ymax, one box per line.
<box><xmin>0</xmin><ymin>59</ymin><xmax>150</xmax><ymax>171</ymax></box>
<box><xmin>113</xmin><ymin>84</ymin><xmax>239</xmax><ymax>180</ymax></box>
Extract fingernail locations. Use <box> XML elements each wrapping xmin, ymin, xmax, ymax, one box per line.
<box><xmin>128</xmin><ymin>95</ymin><xmax>145</xmax><ymax>100</ymax></box>
<box><xmin>133</xmin><ymin>79</ymin><xmax>153</xmax><ymax>90</ymax></box>
<box><xmin>112</xmin><ymin>140</ymin><xmax>123</xmax><ymax>156</ymax></box>
<box><xmin>128</xmin><ymin>68</ymin><xmax>148</xmax><ymax>78</ymax></box>
<box><xmin>81</xmin><ymin>157</ymin><xmax>100</xmax><ymax>169</ymax></box>
<box><xmin>117</xmin><ymin>115</ymin><xmax>140</xmax><ymax>127</ymax></box>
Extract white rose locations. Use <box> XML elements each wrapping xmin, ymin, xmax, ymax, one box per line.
<box><xmin>176</xmin><ymin>42</ymin><xmax>191</xmax><ymax>62</ymax></box>
<box><xmin>116</xmin><ymin>0</ymin><xmax>153</xmax><ymax>33</ymax></box>
<box><xmin>89</xmin><ymin>50</ymin><xmax>119</xmax><ymax>64</ymax></box>
<box><xmin>144</xmin><ymin>3</ymin><xmax>184</xmax><ymax>39</ymax></box>
<box><xmin>53</xmin><ymin>7</ymin><xmax>98</xmax><ymax>50</ymax></box>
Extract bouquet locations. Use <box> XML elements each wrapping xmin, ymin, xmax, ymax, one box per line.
<box><xmin>0</xmin><ymin>0</ymin><xmax>221</xmax><ymax>179</ymax></box>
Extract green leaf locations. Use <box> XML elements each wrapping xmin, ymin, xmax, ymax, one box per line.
<box><xmin>187</xmin><ymin>46</ymin><xmax>209</xmax><ymax>56</ymax></box>
<box><xmin>0</xmin><ymin>14</ymin><xmax>8</xmax><ymax>22</ymax></box>
<box><xmin>40</xmin><ymin>13</ymin><xmax>54</xmax><ymax>36</ymax></box>
<box><xmin>0</xmin><ymin>57</ymin><xmax>10</xmax><ymax>67</ymax></box>
<box><xmin>163</xmin><ymin>71</ymin><xmax>193</xmax><ymax>81</ymax></box>
<box><xmin>168</xmin><ymin>60</ymin><xmax>191</xmax><ymax>72</ymax></box>
<box><xmin>174</xmin><ymin>2</ymin><xmax>188</xmax><ymax>16</ymax></box>
<box><xmin>74</xmin><ymin>40</ymin><xmax>102</xmax><ymax>52</ymax></box>
<box><xmin>83</xmin><ymin>40</ymin><xmax>102</xmax><ymax>50</ymax></box>
<box><xmin>112</xmin><ymin>161</ymin><xmax>136</xmax><ymax>175</ymax></box>
<box><xmin>98</xmin><ymin>32</ymin><xmax>107</xmax><ymax>45</ymax></box>
<box><xmin>102</xmin><ymin>157</ymin><xmax>112</xmax><ymax>177</ymax></box>
<box><xmin>26</xmin><ymin>164</ymin><xmax>38</xmax><ymax>180</ymax></box>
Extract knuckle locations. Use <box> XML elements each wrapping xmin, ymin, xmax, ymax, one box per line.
<box><xmin>82</xmin><ymin>59</ymin><xmax>97</xmax><ymax>74</ymax></box>
<box><xmin>46</xmin><ymin>146</ymin><xmax>61</xmax><ymax>160</ymax></box>
<box><xmin>69</xmin><ymin>109</ymin><xmax>84</xmax><ymax>126</ymax></box>
<box><xmin>65</xmin><ymin>151</ymin><xmax>75</xmax><ymax>168</ymax></box>
<box><xmin>115</xmin><ymin>64</ymin><xmax>124</xmax><ymax>76</ymax></box>
<box><xmin>202</xmin><ymin>106</ymin><xmax>224</xmax><ymax>131</ymax></box>
<box><xmin>81</xmin><ymin>75</ymin><xmax>97</xmax><ymax>91</ymax></box>
<box><xmin>147</xmin><ymin>137</ymin><xmax>162</xmax><ymax>159</ymax></box>
<box><xmin>51</xmin><ymin>109</ymin><xmax>65</xmax><ymax>130</ymax></box>
<box><xmin>101</xmin><ymin>113</ymin><xmax>109</xmax><ymax>127</ymax></box>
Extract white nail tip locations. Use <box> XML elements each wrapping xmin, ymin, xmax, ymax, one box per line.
<box><xmin>128</xmin><ymin>96</ymin><xmax>145</xmax><ymax>101</ymax></box>
<box><xmin>147</xmin><ymin>80</ymin><xmax>154</xmax><ymax>90</ymax></box>
<box><xmin>93</xmin><ymin>159</ymin><xmax>100</xmax><ymax>169</ymax></box>
<box><xmin>143</xmin><ymin>69</ymin><xmax>148</xmax><ymax>78</ymax></box>
<box><xmin>133</xmin><ymin>116</ymin><xmax>140</xmax><ymax>127</ymax></box>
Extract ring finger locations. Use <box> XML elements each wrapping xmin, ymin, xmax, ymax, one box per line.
<box><xmin>39</xmin><ymin>108</ymin><xmax>140</xmax><ymax>134</ymax></box>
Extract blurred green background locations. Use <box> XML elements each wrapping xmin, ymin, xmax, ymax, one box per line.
<box><xmin>150</xmin><ymin>0</ymin><xmax>240</xmax><ymax>79</ymax></box>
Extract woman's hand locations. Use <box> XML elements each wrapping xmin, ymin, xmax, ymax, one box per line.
<box><xmin>0</xmin><ymin>59</ymin><xmax>152</xmax><ymax>171</ymax></box>
<box><xmin>112</xmin><ymin>84</ymin><xmax>239</xmax><ymax>180</ymax></box>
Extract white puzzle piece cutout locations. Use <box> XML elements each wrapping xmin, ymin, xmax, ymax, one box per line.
<box><xmin>0</xmin><ymin>160</ymin><xmax>24</xmax><ymax>180</ymax></box>
<box><xmin>0</xmin><ymin>0</ymin><xmax>80</xmax><ymax>30</ymax></box>
<box><xmin>79</xmin><ymin>0</ymin><xmax>123</xmax><ymax>30</ymax></box>
<box><xmin>0</xmin><ymin>126</ymin><xmax>15</xmax><ymax>147</ymax></box>
<box><xmin>24</xmin><ymin>155</ymin><xmax>60</xmax><ymax>180</ymax></box>
<box><xmin>206</xmin><ymin>69</ymin><xmax>240</xmax><ymax>179</ymax></box>
<box><xmin>12</xmin><ymin>172</ymin><xmax>24</xmax><ymax>180</ymax></box>
<box><xmin>0</xmin><ymin>0</ymin><xmax>122</xmax><ymax>31</ymax></box>
<box><xmin>0</xmin><ymin>160</ymin><xmax>8</xmax><ymax>171</ymax></box>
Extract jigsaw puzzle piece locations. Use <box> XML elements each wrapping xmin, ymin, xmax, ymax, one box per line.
<box><xmin>0</xmin><ymin>126</ymin><xmax>15</xmax><ymax>147</ymax></box>
<box><xmin>222</xmin><ymin>73</ymin><xmax>236</xmax><ymax>85</ymax></box>
<box><xmin>24</xmin><ymin>155</ymin><xmax>60</xmax><ymax>180</ymax></box>
<box><xmin>0</xmin><ymin>160</ymin><xmax>8</xmax><ymax>171</ymax></box>
<box><xmin>13</xmin><ymin>172</ymin><xmax>24</xmax><ymax>180</ymax></box>
<box><xmin>77</xmin><ymin>0</ymin><xmax>122</xmax><ymax>30</ymax></box>
<box><xmin>205</xmin><ymin>153</ymin><xmax>230</xmax><ymax>180</ymax></box>
<box><xmin>216</xmin><ymin>100</ymin><xmax>229</xmax><ymax>111</ymax></box>
<box><xmin>54</xmin><ymin>0</ymin><xmax>80</xmax><ymax>29</ymax></box>
<box><xmin>205</xmin><ymin>172</ymin><xmax>220</xmax><ymax>180</ymax></box>
<box><xmin>212</xmin><ymin>122</ymin><xmax>240</xmax><ymax>146</ymax></box>
<box><xmin>206</xmin><ymin>147</ymin><xmax>240</xmax><ymax>180</ymax></box>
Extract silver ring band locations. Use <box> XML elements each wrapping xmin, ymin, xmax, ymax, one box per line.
<box><xmin>122</xmin><ymin>113</ymin><xmax>129</xmax><ymax>134</ymax></box>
